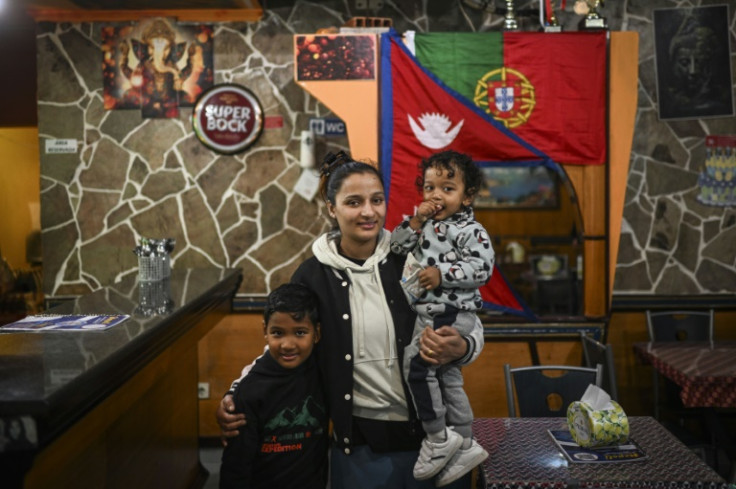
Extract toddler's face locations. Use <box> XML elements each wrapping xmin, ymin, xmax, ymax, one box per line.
<box><xmin>421</xmin><ymin>165</ymin><xmax>472</xmax><ymax>221</ymax></box>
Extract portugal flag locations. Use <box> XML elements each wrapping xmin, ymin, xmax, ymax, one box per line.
<box><xmin>380</xmin><ymin>30</ymin><xmax>545</xmax><ymax>319</ymax></box>
<box><xmin>411</xmin><ymin>31</ymin><xmax>608</xmax><ymax>166</ymax></box>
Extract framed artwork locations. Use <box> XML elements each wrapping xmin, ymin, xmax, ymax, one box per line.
<box><xmin>653</xmin><ymin>5</ymin><xmax>734</xmax><ymax>120</ymax></box>
<box><xmin>101</xmin><ymin>18</ymin><xmax>214</xmax><ymax>119</ymax></box>
<box><xmin>294</xmin><ymin>34</ymin><xmax>376</xmax><ymax>81</ymax></box>
<box><xmin>475</xmin><ymin>165</ymin><xmax>559</xmax><ymax>209</ymax></box>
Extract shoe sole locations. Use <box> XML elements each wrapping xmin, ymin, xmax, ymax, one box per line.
<box><xmin>435</xmin><ymin>447</ymin><xmax>489</xmax><ymax>487</ymax></box>
<box><xmin>413</xmin><ymin>433</ymin><xmax>464</xmax><ymax>481</ymax></box>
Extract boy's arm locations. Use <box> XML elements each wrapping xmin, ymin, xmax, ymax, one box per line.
<box><xmin>228</xmin><ymin>345</ymin><xmax>268</xmax><ymax>393</ymax></box>
<box><xmin>219</xmin><ymin>394</ymin><xmax>260</xmax><ymax>488</ymax></box>
<box><xmin>217</xmin><ymin>347</ymin><xmax>268</xmax><ymax>444</ymax></box>
<box><xmin>390</xmin><ymin>201</ymin><xmax>438</xmax><ymax>254</ymax></box>
<box><xmin>436</xmin><ymin>223</ymin><xmax>495</xmax><ymax>289</ymax></box>
<box><xmin>389</xmin><ymin>217</ymin><xmax>421</xmax><ymax>255</ymax></box>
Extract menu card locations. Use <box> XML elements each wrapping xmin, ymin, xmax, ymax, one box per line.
<box><xmin>0</xmin><ymin>314</ymin><xmax>129</xmax><ymax>332</ymax></box>
<box><xmin>548</xmin><ymin>429</ymin><xmax>647</xmax><ymax>463</ymax></box>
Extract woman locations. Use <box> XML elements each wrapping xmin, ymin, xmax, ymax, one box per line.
<box><xmin>217</xmin><ymin>151</ymin><xmax>484</xmax><ymax>488</ymax></box>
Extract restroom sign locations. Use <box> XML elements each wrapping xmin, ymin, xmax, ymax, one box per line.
<box><xmin>193</xmin><ymin>84</ymin><xmax>264</xmax><ymax>154</ymax></box>
<box><xmin>309</xmin><ymin>118</ymin><xmax>347</xmax><ymax>136</ymax></box>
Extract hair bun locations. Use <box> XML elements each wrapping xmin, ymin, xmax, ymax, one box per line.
<box><xmin>319</xmin><ymin>150</ymin><xmax>351</xmax><ymax>178</ymax></box>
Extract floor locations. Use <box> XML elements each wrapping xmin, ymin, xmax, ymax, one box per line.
<box><xmin>200</xmin><ymin>445</ymin><xmax>223</xmax><ymax>489</ymax></box>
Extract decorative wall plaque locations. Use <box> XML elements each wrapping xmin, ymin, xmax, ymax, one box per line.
<box><xmin>192</xmin><ymin>84</ymin><xmax>264</xmax><ymax>154</ymax></box>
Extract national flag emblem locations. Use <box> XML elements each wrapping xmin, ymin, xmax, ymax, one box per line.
<box><xmin>407</xmin><ymin>112</ymin><xmax>464</xmax><ymax>149</ymax></box>
<box><xmin>477</xmin><ymin>68</ymin><xmax>536</xmax><ymax>129</ymax></box>
<box><xmin>494</xmin><ymin>86</ymin><xmax>514</xmax><ymax>112</ymax></box>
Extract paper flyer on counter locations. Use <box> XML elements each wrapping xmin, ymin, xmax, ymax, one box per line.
<box><xmin>0</xmin><ymin>314</ymin><xmax>130</xmax><ymax>332</ymax></box>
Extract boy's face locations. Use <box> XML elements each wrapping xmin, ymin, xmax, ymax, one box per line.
<box><xmin>422</xmin><ymin>165</ymin><xmax>473</xmax><ymax>221</ymax></box>
<box><xmin>263</xmin><ymin>312</ymin><xmax>320</xmax><ymax>369</ymax></box>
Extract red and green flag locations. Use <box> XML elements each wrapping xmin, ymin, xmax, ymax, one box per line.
<box><xmin>380</xmin><ymin>30</ymin><xmax>546</xmax><ymax>319</ymax></box>
<box><xmin>412</xmin><ymin>31</ymin><xmax>607</xmax><ymax>166</ymax></box>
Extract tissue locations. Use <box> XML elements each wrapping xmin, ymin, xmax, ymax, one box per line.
<box><xmin>567</xmin><ymin>384</ymin><xmax>629</xmax><ymax>447</ymax></box>
<box><xmin>399</xmin><ymin>253</ymin><xmax>425</xmax><ymax>304</ymax></box>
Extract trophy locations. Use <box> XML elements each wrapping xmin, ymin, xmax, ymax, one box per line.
<box><xmin>543</xmin><ymin>0</ymin><xmax>562</xmax><ymax>32</ymax></box>
<box><xmin>575</xmin><ymin>0</ymin><xmax>607</xmax><ymax>30</ymax></box>
<box><xmin>503</xmin><ymin>0</ymin><xmax>519</xmax><ymax>31</ymax></box>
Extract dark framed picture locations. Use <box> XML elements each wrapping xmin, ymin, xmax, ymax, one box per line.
<box><xmin>653</xmin><ymin>5</ymin><xmax>734</xmax><ymax>120</ymax></box>
<box><xmin>475</xmin><ymin>165</ymin><xmax>559</xmax><ymax>210</ymax></box>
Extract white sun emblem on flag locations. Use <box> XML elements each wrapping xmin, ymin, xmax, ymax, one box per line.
<box><xmin>407</xmin><ymin>112</ymin><xmax>464</xmax><ymax>149</ymax></box>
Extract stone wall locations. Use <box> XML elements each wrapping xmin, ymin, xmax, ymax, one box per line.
<box><xmin>37</xmin><ymin>0</ymin><xmax>736</xmax><ymax>301</ymax></box>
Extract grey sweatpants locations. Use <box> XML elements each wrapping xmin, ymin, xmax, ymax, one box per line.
<box><xmin>403</xmin><ymin>303</ymin><xmax>479</xmax><ymax>440</ymax></box>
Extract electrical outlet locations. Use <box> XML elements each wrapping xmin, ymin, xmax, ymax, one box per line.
<box><xmin>198</xmin><ymin>382</ymin><xmax>210</xmax><ymax>399</ymax></box>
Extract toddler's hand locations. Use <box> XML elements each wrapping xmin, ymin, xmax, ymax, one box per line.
<box><xmin>416</xmin><ymin>201</ymin><xmax>440</xmax><ymax>222</ymax></box>
<box><xmin>418</xmin><ymin>266</ymin><xmax>441</xmax><ymax>290</ymax></box>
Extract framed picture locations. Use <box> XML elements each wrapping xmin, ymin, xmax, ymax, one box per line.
<box><xmin>653</xmin><ymin>5</ymin><xmax>734</xmax><ymax>120</ymax></box>
<box><xmin>475</xmin><ymin>165</ymin><xmax>559</xmax><ymax>210</ymax></box>
<box><xmin>294</xmin><ymin>34</ymin><xmax>376</xmax><ymax>81</ymax></box>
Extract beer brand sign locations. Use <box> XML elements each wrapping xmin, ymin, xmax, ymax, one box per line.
<box><xmin>192</xmin><ymin>84</ymin><xmax>264</xmax><ymax>154</ymax></box>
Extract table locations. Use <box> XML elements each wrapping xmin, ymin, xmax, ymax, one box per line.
<box><xmin>0</xmin><ymin>268</ymin><xmax>242</xmax><ymax>489</ymax></box>
<box><xmin>472</xmin><ymin>417</ymin><xmax>728</xmax><ymax>488</ymax></box>
<box><xmin>633</xmin><ymin>341</ymin><xmax>736</xmax><ymax>481</ymax></box>
<box><xmin>633</xmin><ymin>342</ymin><xmax>736</xmax><ymax>408</ymax></box>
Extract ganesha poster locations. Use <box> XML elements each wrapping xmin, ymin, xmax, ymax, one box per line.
<box><xmin>102</xmin><ymin>18</ymin><xmax>214</xmax><ymax>118</ymax></box>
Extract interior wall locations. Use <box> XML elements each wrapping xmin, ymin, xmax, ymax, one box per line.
<box><xmin>33</xmin><ymin>1</ymin><xmax>736</xmax><ymax>303</ymax></box>
<box><xmin>0</xmin><ymin>127</ymin><xmax>40</xmax><ymax>269</ymax></box>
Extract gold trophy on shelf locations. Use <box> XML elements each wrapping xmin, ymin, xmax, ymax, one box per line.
<box><xmin>575</xmin><ymin>0</ymin><xmax>607</xmax><ymax>30</ymax></box>
<box><xmin>503</xmin><ymin>0</ymin><xmax>519</xmax><ymax>31</ymax></box>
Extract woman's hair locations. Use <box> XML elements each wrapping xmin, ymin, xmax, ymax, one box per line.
<box><xmin>318</xmin><ymin>150</ymin><xmax>384</xmax><ymax>205</ymax></box>
<box><xmin>414</xmin><ymin>150</ymin><xmax>483</xmax><ymax>199</ymax></box>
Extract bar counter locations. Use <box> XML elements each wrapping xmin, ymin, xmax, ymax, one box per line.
<box><xmin>0</xmin><ymin>267</ymin><xmax>242</xmax><ymax>489</ymax></box>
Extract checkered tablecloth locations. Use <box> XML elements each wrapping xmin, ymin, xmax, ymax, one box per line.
<box><xmin>634</xmin><ymin>341</ymin><xmax>736</xmax><ymax>408</ymax></box>
<box><xmin>473</xmin><ymin>417</ymin><xmax>727</xmax><ymax>489</ymax></box>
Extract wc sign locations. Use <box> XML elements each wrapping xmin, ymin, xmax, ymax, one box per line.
<box><xmin>309</xmin><ymin>118</ymin><xmax>347</xmax><ymax>137</ymax></box>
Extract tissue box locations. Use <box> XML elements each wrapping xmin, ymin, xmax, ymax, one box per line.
<box><xmin>567</xmin><ymin>400</ymin><xmax>629</xmax><ymax>448</ymax></box>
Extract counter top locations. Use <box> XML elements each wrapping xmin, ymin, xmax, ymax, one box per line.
<box><xmin>0</xmin><ymin>268</ymin><xmax>241</xmax><ymax>450</ymax></box>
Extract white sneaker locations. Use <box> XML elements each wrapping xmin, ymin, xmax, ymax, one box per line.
<box><xmin>413</xmin><ymin>428</ymin><xmax>464</xmax><ymax>480</ymax></box>
<box><xmin>434</xmin><ymin>439</ymin><xmax>489</xmax><ymax>487</ymax></box>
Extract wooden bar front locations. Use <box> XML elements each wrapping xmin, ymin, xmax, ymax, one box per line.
<box><xmin>0</xmin><ymin>268</ymin><xmax>242</xmax><ymax>489</ymax></box>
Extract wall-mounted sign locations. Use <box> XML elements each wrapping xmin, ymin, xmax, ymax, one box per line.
<box><xmin>309</xmin><ymin>117</ymin><xmax>347</xmax><ymax>136</ymax></box>
<box><xmin>45</xmin><ymin>139</ymin><xmax>78</xmax><ymax>154</ymax></box>
<box><xmin>192</xmin><ymin>84</ymin><xmax>264</xmax><ymax>154</ymax></box>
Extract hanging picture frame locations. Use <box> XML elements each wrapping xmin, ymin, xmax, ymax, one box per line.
<box><xmin>653</xmin><ymin>5</ymin><xmax>734</xmax><ymax>120</ymax></box>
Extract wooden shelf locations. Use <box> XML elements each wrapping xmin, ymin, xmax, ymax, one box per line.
<box><xmin>27</xmin><ymin>4</ymin><xmax>262</xmax><ymax>22</ymax></box>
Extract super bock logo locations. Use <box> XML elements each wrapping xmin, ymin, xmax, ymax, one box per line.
<box><xmin>473</xmin><ymin>67</ymin><xmax>536</xmax><ymax>129</ymax></box>
<box><xmin>192</xmin><ymin>84</ymin><xmax>264</xmax><ymax>154</ymax></box>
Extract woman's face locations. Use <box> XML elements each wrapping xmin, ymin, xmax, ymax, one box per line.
<box><xmin>328</xmin><ymin>172</ymin><xmax>386</xmax><ymax>249</ymax></box>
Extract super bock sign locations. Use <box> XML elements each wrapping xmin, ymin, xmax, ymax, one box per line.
<box><xmin>192</xmin><ymin>84</ymin><xmax>264</xmax><ymax>154</ymax></box>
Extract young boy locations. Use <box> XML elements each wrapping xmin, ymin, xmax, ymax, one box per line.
<box><xmin>390</xmin><ymin>150</ymin><xmax>493</xmax><ymax>486</ymax></box>
<box><xmin>219</xmin><ymin>283</ymin><xmax>327</xmax><ymax>489</ymax></box>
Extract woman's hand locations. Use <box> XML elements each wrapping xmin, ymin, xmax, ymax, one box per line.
<box><xmin>216</xmin><ymin>394</ymin><xmax>246</xmax><ymax>446</ymax></box>
<box><xmin>419</xmin><ymin>325</ymin><xmax>468</xmax><ymax>365</ymax></box>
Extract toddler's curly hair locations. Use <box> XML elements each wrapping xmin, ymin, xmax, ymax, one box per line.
<box><xmin>414</xmin><ymin>150</ymin><xmax>483</xmax><ymax>200</ymax></box>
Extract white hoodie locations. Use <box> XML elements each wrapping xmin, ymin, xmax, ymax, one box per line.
<box><xmin>312</xmin><ymin>230</ymin><xmax>409</xmax><ymax>421</ymax></box>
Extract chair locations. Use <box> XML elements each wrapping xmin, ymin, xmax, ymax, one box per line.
<box><xmin>579</xmin><ymin>332</ymin><xmax>619</xmax><ymax>401</ymax></box>
<box><xmin>645</xmin><ymin>310</ymin><xmax>714</xmax><ymax>420</ymax></box>
<box><xmin>646</xmin><ymin>310</ymin><xmax>714</xmax><ymax>342</ymax></box>
<box><xmin>504</xmin><ymin>364</ymin><xmax>603</xmax><ymax>417</ymax></box>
